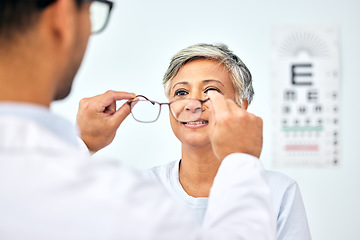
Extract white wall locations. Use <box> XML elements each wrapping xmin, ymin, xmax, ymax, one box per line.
<box><xmin>51</xmin><ymin>0</ymin><xmax>360</xmax><ymax>239</ymax></box>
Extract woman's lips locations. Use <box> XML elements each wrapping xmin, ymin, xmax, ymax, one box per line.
<box><xmin>182</xmin><ymin>119</ymin><xmax>209</xmax><ymax>128</ymax></box>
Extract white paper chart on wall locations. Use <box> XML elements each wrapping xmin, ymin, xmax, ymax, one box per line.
<box><xmin>271</xmin><ymin>26</ymin><xmax>340</xmax><ymax>167</ymax></box>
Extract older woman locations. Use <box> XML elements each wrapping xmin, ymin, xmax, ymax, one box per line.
<box><xmin>144</xmin><ymin>43</ymin><xmax>311</xmax><ymax>240</ymax></box>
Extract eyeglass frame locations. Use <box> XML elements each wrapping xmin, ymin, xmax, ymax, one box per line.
<box><xmin>36</xmin><ymin>0</ymin><xmax>114</xmax><ymax>34</ymax></box>
<box><xmin>127</xmin><ymin>95</ymin><xmax>210</xmax><ymax>123</ymax></box>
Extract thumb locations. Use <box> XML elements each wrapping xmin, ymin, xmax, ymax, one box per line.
<box><xmin>111</xmin><ymin>101</ymin><xmax>132</xmax><ymax>128</ymax></box>
<box><xmin>207</xmin><ymin>91</ymin><xmax>221</xmax><ymax>131</ymax></box>
<box><xmin>207</xmin><ymin>97</ymin><xmax>216</xmax><ymax>138</ymax></box>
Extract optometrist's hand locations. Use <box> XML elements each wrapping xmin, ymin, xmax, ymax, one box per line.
<box><xmin>76</xmin><ymin>90</ymin><xmax>136</xmax><ymax>153</ymax></box>
<box><xmin>207</xmin><ymin>91</ymin><xmax>263</xmax><ymax>160</ymax></box>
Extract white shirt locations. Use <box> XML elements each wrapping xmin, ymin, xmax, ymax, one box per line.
<box><xmin>146</xmin><ymin>159</ymin><xmax>312</xmax><ymax>240</ymax></box>
<box><xmin>0</xmin><ymin>103</ymin><xmax>276</xmax><ymax>240</ymax></box>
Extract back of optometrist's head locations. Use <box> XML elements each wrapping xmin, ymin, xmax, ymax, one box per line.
<box><xmin>163</xmin><ymin>43</ymin><xmax>254</xmax><ymax>107</ymax></box>
<box><xmin>0</xmin><ymin>0</ymin><xmax>82</xmax><ymax>45</ymax></box>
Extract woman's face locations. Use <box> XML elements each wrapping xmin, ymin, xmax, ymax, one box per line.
<box><xmin>168</xmin><ymin>59</ymin><xmax>237</xmax><ymax>148</ymax></box>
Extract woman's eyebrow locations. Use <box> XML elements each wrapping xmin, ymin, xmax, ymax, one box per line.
<box><xmin>172</xmin><ymin>79</ymin><xmax>224</xmax><ymax>90</ymax></box>
<box><xmin>172</xmin><ymin>81</ymin><xmax>189</xmax><ymax>89</ymax></box>
<box><xmin>203</xmin><ymin>79</ymin><xmax>225</xmax><ymax>87</ymax></box>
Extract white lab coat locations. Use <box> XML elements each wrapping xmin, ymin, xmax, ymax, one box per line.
<box><xmin>0</xmin><ymin>104</ymin><xmax>276</xmax><ymax>240</ymax></box>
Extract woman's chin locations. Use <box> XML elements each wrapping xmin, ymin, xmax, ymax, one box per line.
<box><xmin>181</xmin><ymin>136</ymin><xmax>211</xmax><ymax>149</ymax></box>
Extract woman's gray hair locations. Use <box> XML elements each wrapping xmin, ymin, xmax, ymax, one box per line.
<box><xmin>163</xmin><ymin>43</ymin><xmax>254</xmax><ymax>106</ymax></box>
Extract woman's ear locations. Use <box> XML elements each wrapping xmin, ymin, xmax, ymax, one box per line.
<box><xmin>242</xmin><ymin>99</ymin><xmax>249</xmax><ymax>110</ymax></box>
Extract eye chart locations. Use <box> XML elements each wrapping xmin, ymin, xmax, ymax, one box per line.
<box><xmin>271</xmin><ymin>26</ymin><xmax>340</xmax><ymax>167</ymax></box>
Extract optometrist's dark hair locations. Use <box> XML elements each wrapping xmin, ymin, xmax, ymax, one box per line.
<box><xmin>0</xmin><ymin>0</ymin><xmax>82</xmax><ymax>43</ymax></box>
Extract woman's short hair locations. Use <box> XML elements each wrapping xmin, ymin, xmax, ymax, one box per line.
<box><xmin>163</xmin><ymin>43</ymin><xmax>254</xmax><ymax>107</ymax></box>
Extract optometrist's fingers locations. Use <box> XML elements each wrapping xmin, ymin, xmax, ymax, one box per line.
<box><xmin>111</xmin><ymin>101</ymin><xmax>132</xmax><ymax>128</ymax></box>
<box><xmin>207</xmin><ymin>91</ymin><xmax>230</xmax><ymax>116</ymax></box>
<box><xmin>206</xmin><ymin>91</ymin><xmax>263</xmax><ymax>160</ymax></box>
<box><xmin>94</xmin><ymin>90</ymin><xmax>135</xmax><ymax>113</ymax></box>
<box><xmin>76</xmin><ymin>90</ymin><xmax>136</xmax><ymax>153</ymax></box>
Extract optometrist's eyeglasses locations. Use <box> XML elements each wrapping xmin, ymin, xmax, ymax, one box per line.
<box><xmin>36</xmin><ymin>0</ymin><xmax>113</xmax><ymax>34</ymax></box>
<box><xmin>127</xmin><ymin>95</ymin><xmax>210</xmax><ymax>123</ymax></box>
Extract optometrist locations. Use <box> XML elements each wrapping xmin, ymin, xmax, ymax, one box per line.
<box><xmin>0</xmin><ymin>0</ymin><xmax>275</xmax><ymax>239</ymax></box>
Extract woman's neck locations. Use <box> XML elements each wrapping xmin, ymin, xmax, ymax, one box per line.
<box><xmin>179</xmin><ymin>144</ymin><xmax>221</xmax><ymax>198</ymax></box>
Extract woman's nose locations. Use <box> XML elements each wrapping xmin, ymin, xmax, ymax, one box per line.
<box><xmin>184</xmin><ymin>100</ymin><xmax>201</xmax><ymax>112</ymax></box>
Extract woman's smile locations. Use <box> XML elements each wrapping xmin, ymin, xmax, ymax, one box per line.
<box><xmin>182</xmin><ymin>119</ymin><xmax>209</xmax><ymax>128</ymax></box>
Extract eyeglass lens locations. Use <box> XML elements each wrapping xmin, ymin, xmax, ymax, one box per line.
<box><xmin>129</xmin><ymin>100</ymin><xmax>161</xmax><ymax>123</ymax></box>
<box><xmin>90</xmin><ymin>1</ymin><xmax>111</xmax><ymax>33</ymax></box>
<box><xmin>170</xmin><ymin>99</ymin><xmax>203</xmax><ymax>122</ymax></box>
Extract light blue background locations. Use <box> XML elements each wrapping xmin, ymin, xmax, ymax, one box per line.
<box><xmin>52</xmin><ymin>0</ymin><xmax>360</xmax><ymax>239</ymax></box>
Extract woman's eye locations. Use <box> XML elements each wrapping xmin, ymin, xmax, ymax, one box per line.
<box><xmin>174</xmin><ymin>90</ymin><xmax>188</xmax><ymax>96</ymax></box>
<box><xmin>205</xmin><ymin>87</ymin><xmax>221</xmax><ymax>94</ymax></box>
